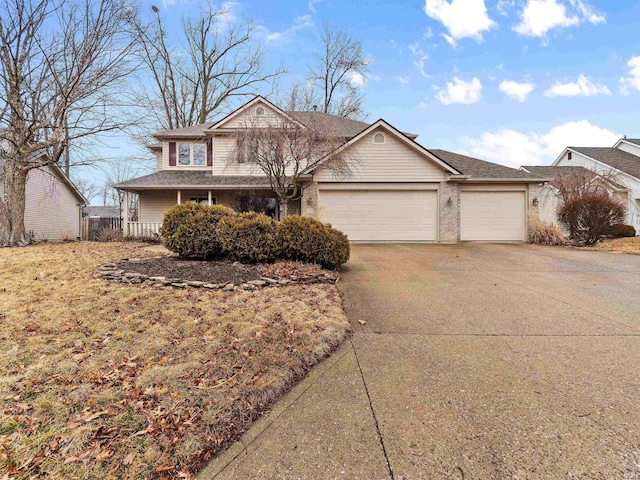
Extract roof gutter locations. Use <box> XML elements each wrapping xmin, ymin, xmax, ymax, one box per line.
<box><xmin>450</xmin><ymin>177</ymin><xmax>554</xmax><ymax>183</ymax></box>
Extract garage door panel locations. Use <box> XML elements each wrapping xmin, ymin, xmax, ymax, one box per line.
<box><xmin>320</xmin><ymin>190</ymin><xmax>437</xmax><ymax>241</ymax></box>
<box><xmin>461</xmin><ymin>192</ymin><xmax>525</xmax><ymax>241</ymax></box>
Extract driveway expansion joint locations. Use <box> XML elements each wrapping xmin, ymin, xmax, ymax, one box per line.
<box><xmin>350</xmin><ymin>338</ymin><xmax>395</xmax><ymax>480</ymax></box>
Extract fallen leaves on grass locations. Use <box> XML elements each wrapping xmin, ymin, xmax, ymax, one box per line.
<box><xmin>595</xmin><ymin>237</ymin><xmax>640</xmax><ymax>255</ymax></box>
<box><xmin>0</xmin><ymin>242</ymin><xmax>350</xmax><ymax>479</ymax></box>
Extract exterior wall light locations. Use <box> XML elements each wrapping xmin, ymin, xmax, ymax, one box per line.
<box><xmin>532</xmin><ymin>198</ymin><xmax>539</xmax><ymax>206</ymax></box>
<box><xmin>446</xmin><ymin>197</ymin><xmax>453</xmax><ymax>206</ymax></box>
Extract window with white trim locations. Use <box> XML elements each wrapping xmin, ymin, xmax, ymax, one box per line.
<box><xmin>177</xmin><ymin>143</ymin><xmax>207</xmax><ymax>166</ymax></box>
<box><xmin>189</xmin><ymin>197</ymin><xmax>216</xmax><ymax>204</ymax></box>
<box><xmin>373</xmin><ymin>133</ymin><xmax>385</xmax><ymax>144</ymax></box>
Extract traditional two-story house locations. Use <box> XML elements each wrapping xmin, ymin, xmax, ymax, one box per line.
<box><xmin>115</xmin><ymin>96</ymin><xmax>549</xmax><ymax>242</ymax></box>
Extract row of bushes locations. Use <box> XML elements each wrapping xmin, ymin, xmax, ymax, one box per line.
<box><xmin>160</xmin><ymin>203</ymin><xmax>350</xmax><ymax>269</ymax></box>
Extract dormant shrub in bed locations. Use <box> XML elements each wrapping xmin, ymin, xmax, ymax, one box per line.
<box><xmin>160</xmin><ymin>203</ymin><xmax>236</xmax><ymax>258</ymax></box>
<box><xmin>217</xmin><ymin>212</ymin><xmax>280</xmax><ymax>263</ymax></box>
<box><xmin>277</xmin><ymin>215</ymin><xmax>350</xmax><ymax>269</ymax></box>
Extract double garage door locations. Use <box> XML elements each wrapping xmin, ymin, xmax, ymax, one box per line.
<box><xmin>319</xmin><ymin>188</ymin><xmax>525</xmax><ymax>242</ymax></box>
<box><xmin>320</xmin><ymin>189</ymin><xmax>438</xmax><ymax>241</ymax></box>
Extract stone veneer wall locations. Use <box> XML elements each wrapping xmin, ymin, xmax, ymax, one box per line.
<box><xmin>526</xmin><ymin>183</ymin><xmax>542</xmax><ymax>241</ymax></box>
<box><xmin>438</xmin><ymin>181</ymin><xmax>460</xmax><ymax>242</ymax></box>
<box><xmin>301</xmin><ymin>182</ymin><xmax>319</xmax><ymax>219</ymax></box>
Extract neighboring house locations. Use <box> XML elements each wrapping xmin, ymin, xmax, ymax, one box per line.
<box><xmin>0</xmin><ymin>159</ymin><xmax>86</xmax><ymax>240</ymax></box>
<box><xmin>114</xmin><ymin>96</ymin><xmax>549</xmax><ymax>242</ymax></box>
<box><xmin>520</xmin><ymin>165</ymin><xmax>629</xmax><ymax>228</ymax></box>
<box><xmin>535</xmin><ymin>138</ymin><xmax>640</xmax><ymax>232</ymax></box>
<box><xmin>83</xmin><ymin>205</ymin><xmax>120</xmax><ymax>218</ymax></box>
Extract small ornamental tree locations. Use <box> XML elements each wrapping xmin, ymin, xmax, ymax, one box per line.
<box><xmin>558</xmin><ymin>191</ymin><xmax>625</xmax><ymax>245</ymax></box>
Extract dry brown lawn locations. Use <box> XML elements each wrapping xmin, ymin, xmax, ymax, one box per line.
<box><xmin>595</xmin><ymin>237</ymin><xmax>640</xmax><ymax>254</ymax></box>
<box><xmin>0</xmin><ymin>242</ymin><xmax>350</xmax><ymax>479</ymax></box>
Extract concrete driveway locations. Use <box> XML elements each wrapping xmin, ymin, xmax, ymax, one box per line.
<box><xmin>201</xmin><ymin>243</ymin><xmax>640</xmax><ymax>479</ymax></box>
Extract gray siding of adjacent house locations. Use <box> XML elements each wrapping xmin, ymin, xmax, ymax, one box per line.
<box><xmin>21</xmin><ymin>166</ymin><xmax>83</xmax><ymax>240</ymax></box>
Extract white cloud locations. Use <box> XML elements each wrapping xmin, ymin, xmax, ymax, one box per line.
<box><xmin>461</xmin><ymin>120</ymin><xmax>620</xmax><ymax>168</ymax></box>
<box><xmin>423</xmin><ymin>0</ymin><xmax>495</xmax><ymax>43</ymax></box>
<box><xmin>308</xmin><ymin>0</ymin><xmax>322</xmax><ymax>13</ymax></box>
<box><xmin>620</xmin><ymin>56</ymin><xmax>640</xmax><ymax>95</ymax></box>
<box><xmin>349</xmin><ymin>71</ymin><xmax>365</xmax><ymax>87</ymax></box>
<box><xmin>499</xmin><ymin>80</ymin><xmax>536</xmax><ymax>101</ymax></box>
<box><xmin>408</xmin><ymin>43</ymin><xmax>430</xmax><ymax>77</ymax></box>
<box><xmin>544</xmin><ymin>74</ymin><xmax>611</xmax><ymax>97</ymax></box>
<box><xmin>396</xmin><ymin>75</ymin><xmax>410</xmax><ymax>85</ymax></box>
<box><xmin>261</xmin><ymin>15</ymin><xmax>314</xmax><ymax>42</ymax></box>
<box><xmin>514</xmin><ymin>0</ymin><xmax>604</xmax><ymax>39</ymax></box>
<box><xmin>435</xmin><ymin>77</ymin><xmax>482</xmax><ymax>105</ymax></box>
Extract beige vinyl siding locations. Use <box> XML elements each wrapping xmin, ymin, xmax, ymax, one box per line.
<box><xmin>23</xmin><ymin>166</ymin><xmax>82</xmax><ymax>240</ymax></box>
<box><xmin>212</xmin><ymin>134</ymin><xmax>275</xmax><ymax>176</ymax></box>
<box><xmin>155</xmin><ymin>150</ymin><xmax>163</xmax><ymax>171</ymax></box>
<box><xmin>314</xmin><ymin>127</ymin><xmax>448</xmax><ymax>182</ymax></box>
<box><xmin>217</xmin><ymin>101</ymin><xmax>283</xmax><ymax>129</ymax></box>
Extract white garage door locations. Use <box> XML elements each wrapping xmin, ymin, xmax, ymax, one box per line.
<box><xmin>460</xmin><ymin>191</ymin><xmax>525</xmax><ymax>241</ymax></box>
<box><xmin>319</xmin><ymin>189</ymin><xmax>438</xmax><ymax>241</ymax></box>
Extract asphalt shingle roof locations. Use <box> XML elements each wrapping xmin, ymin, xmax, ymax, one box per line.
<box><xmin>152</xmin><ymin>112</ymin><xmax>417</xmax><ymax>140</ymax></box>
<box><xmin>570</xmin><ymin>146</ymin><xmax>640</xmax><ymax>180</ymax></box>
<box><xmin>522</xmin><ymin>164</ymin><xmax>627</xmax><ymax>190</ymax></box>
<box><xmin>429</xmin><ymin>149</ymin><xmax>544</xmax><ymax>179</ymax></box>
<box><xmin>114</xmin><ymin>171</ymin><xmax>275</xmax><ymax>189</ymax></box>
<box><xmin>623</xmin><ymin>138</ymin><xmax>640</xmax><ymax>146</ymax></box>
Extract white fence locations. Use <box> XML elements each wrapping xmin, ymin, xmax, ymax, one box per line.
<box><xmin>126</xmin><ymin>222</ymin><xmax>161</xmax><ymax>238</ymax></box>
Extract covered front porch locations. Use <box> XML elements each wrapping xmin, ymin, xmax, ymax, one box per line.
<box><xmin>121</xmin><ymin>187</ymin><xmax>302</xmax><ymax>238</ymax></box>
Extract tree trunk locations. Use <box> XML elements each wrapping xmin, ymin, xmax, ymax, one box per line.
<box><xmin>279</xmin><ymin>201</ymin><xmax>288</xmax><ymax>221</ymax></box>
<box><xmin>0</xmin><ymin>166</ymin><xmax>30</xmax><ymax>246</ymax></box>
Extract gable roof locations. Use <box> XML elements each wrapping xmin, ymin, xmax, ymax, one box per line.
<box><xmin>568</xmin><ymin>146</ymin><xmax>640</xmax><ymax>180</ymax></box>
<box><xmin>0</xmin><ymin>156</ymin><xmax>86</xmax><ymax>203</ymax></box>
<box><xmin>208</xmin><ymin>96</ymin><xmax>306</xmax><ymax>131</ymax></box>
<box><xmin>151</xmin><ymin>95</ymin><xmax>418</xmax><ymax>141</ymax></box>
<box><xmin>429</xmin><ymin>150</ymin><xmax>547</xmax><ymax>180</ymax></box>
<box><xmin>307</xmin><ymin>119</ymin><xmax>462</xmax><ymax>176</ymax></box>
<box><xmin>622</xmin><ymin>138</ymin><xmax>640</xmax><ymax>146</ymax></box>
<box><xmin>522</xmin><ymin>164</ymin><xmax>627</xmax><ymax>191</ymax></box>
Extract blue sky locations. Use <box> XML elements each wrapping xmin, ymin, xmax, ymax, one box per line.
<box><xmin>80</xmin><ymin>0</ymin><xmax>640</xmax><ymax>199</ymax></box>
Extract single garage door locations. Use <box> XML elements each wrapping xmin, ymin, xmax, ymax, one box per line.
<box><xmin>460</xmin><ymin>191</ymin><xmax>525</xmax><ymax>241</ymax></box>
<box><xmin>319</xmin><ymin>190</ymin><xmax>438</xmax><ymax>241</ymax></box>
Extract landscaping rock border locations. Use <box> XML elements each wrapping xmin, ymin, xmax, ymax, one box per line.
<box><xmin>95</xmin><ymin>258</ymin><xmax>339</xmax><ymax>291</ymax></box>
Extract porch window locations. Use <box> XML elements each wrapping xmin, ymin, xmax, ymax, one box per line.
<box><xmin>189</xmin><ymin>197</ymin><xmax>216</xmax><ymax>204</ymax></box>
<box><xmin>177</xmin><ymin>143</ymin><xmax>207</xmax><ymax>166</ymax></box>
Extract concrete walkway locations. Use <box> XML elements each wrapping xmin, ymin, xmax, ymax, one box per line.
<box><xmin>199</xmin><ymin>243</ymin><xmax>640</xmax><ymax>479</ymax></box>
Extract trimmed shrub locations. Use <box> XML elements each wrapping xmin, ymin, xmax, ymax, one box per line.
<box><xmin>610</xmin><ymin>223</ymin><xmax>636</xmax><ymax>238</ymax></box>
<box><xmin>528</xmin><ymin>221</ymin><xmax>567</xmax><ymax>245</ymax></box>
<box><xmin>218</xmin><ymin>212</ymin><xmax>279</xmax><ymax>263</ymax></box>
<box><xmin>277</xmin><ymin>215</ymin><xmax>350</xmax><ymax>269</ymax></box>
<box><xmin>558</xmin><ymin>192</ymin><xmax>625</xmax><ymax>245</ymax></box>
<box><xmin>160</xmin><ymin>203</ymin><xmax>236</xmax><ymax>259</ymax></box>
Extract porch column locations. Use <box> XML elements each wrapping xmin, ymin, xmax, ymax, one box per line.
<box><xmin>123</xmin><ymin>190</ymin><xmax>129</xmax><ymax>236</ymax></box>
<box><xmin>177</xmin><ymin>189</ymin><xmax>181</xmax><ymax>204</ymax></box>
<box><xmin>208</xmin><ymin>190</ymin><xmax>212</xmax><ymax>205</ymax></box>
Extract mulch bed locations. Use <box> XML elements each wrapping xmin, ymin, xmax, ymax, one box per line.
<box><xmin>117</xmin><ymin>256</ymin><xmax>338</xmax><ymax>284</ymax></box>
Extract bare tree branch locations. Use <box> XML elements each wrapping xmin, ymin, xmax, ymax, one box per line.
<box><xmin>307</xmin><ymin>24</ymin><xmax>370</xmax><ymax>120</ymax></box>
<box><xmin>0</xmin><ymin>0</ymin><xmax>138</xmax><ymax>245</ymax></box>
<box><xmin>131</xmin><ymin>5</ymin><xmax>284</xmax><ymax>136</ymax></box>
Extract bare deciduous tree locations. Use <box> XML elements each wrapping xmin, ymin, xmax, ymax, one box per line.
<box><xmin>0</xmin><ymin>0</ymin><xmax>138</xmax><ymax>246</ymax></box>
<box><xmin>132</xmin><ymin>4</ymin><xmax>284</xmax><ymax>135</ymax></box>
<box><xmin>307</xmin><ymin>24</ymin><xmax>370</xmax><ymax>120</ymax></box>
<box><xmin>232</xmin><ymin>111</ymin><xmax>354</xmax><ymax>219</ymax></box>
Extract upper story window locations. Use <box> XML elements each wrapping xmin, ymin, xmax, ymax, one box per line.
<box><xmin>178</xmin><ymin>142</ymin><xmax>206</xmax><ymax>166</ymax></box>
<box><xmin>567</xmin><ymin>151</ymin><xmax>572</xmax><ymax>160</ymax></box>
<box><xmin>373</xmin><ymin>133</ymin><xmax>385</xmax><ymax>144</ymax></box>
<box><xmin>256</xmin><ymin>107</ymin><xmax>265</xmax><ymax>116</ymax></box>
